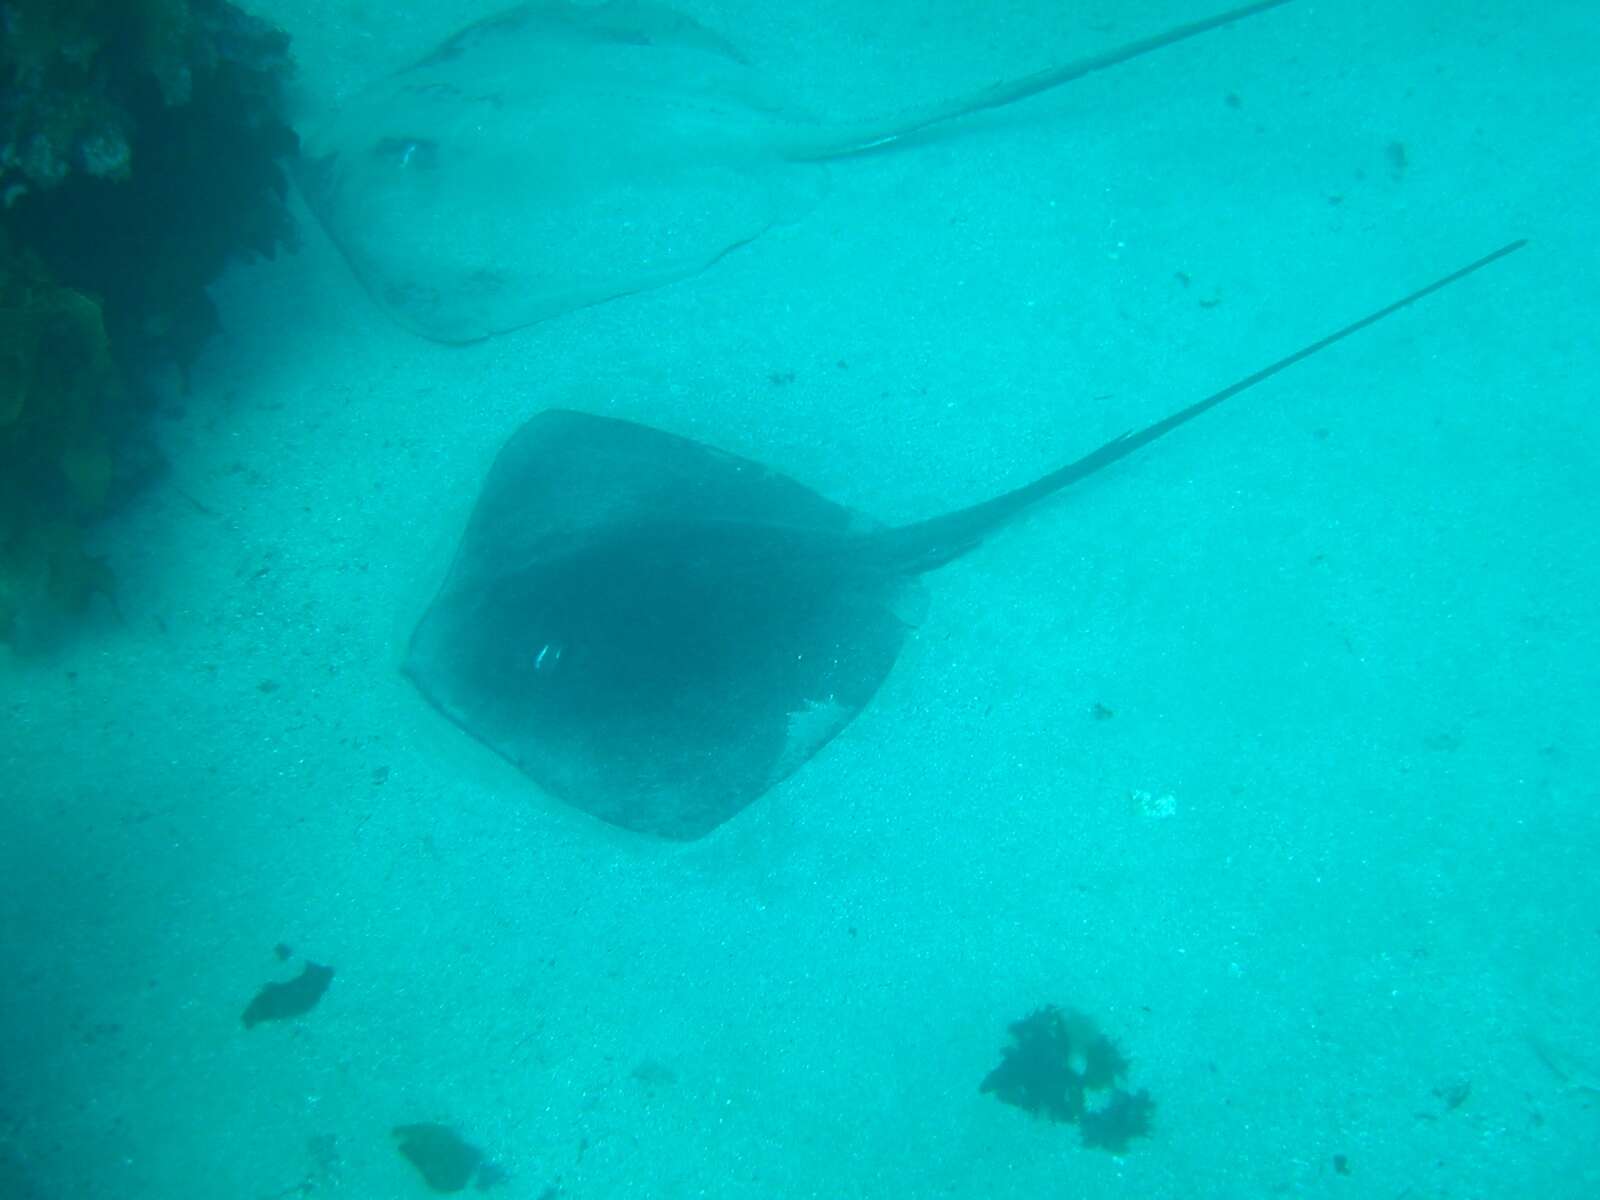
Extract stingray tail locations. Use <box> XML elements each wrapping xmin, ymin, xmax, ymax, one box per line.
<box><xmin>782</xmin><ymin>0</ymin><xmax>1295</xmax><ymax>161</ymax></box>
<box><xmin>870</xmin><ymin>239</ymin><xmax>1527</xmax><ymax>577</ymax></box>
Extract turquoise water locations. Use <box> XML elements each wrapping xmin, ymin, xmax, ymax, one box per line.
<box><xmin>3</xmin><ymin>1</ymin><xmax>1596</xmax><ymax>1196</ymax></box>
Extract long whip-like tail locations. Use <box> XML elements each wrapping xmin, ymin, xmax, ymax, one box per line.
<box><xmin>879</xmin><ymin>239</ymin><xmax>1528</xmax><ymax>574</ymax></box>
<box><xmin>788</xmin><ymin>0</ymin><xmax>1297</xmax><ymax>160</ymax></box>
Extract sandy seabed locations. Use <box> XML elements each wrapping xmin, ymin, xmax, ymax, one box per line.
<box><xmin>3</xmin><ymin>1</ymin><xmax>1597</xmax><ymax>1197</ymax></box>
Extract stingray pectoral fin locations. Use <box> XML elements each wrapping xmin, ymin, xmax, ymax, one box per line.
<box><xmin>404</xmin><ymin>410</ymin><xmax>914</xmax><ymax>840</ymax></box>
<box><xmin>296</xmin><ymin>1</ymin><xmax>815</xmax><ymax>342</ymax></box>
<box><xmin>784</xmin><ymin>0</ymin><xmax>1297</xmax><ymax>159</ymax></box>
<box><xmin>874</xmin><ymin>239</ymin><xmax>1528</xmax><ymax>575</ymax></box>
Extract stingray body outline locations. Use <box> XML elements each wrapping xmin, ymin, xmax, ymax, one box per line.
<box><xmin>403</xmin><ymin>242</ymin><xmax>1524</xmax><ymax>839</ymax></box>
<box><xmin>297</xmin><ymin>0</ymin><xmax>1295</xmax><ymax>341</ymax></box>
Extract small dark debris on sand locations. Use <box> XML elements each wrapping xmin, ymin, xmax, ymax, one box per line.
<box><xmin>981</xmin><ymin>1005</ymin><xmax>1154</xmax><ymax>1152</ymax></box>
<box><xmin>241</xmin><ymin>961</ymin><xmax>334</xmax><ymax>1029</ymax></box>
<box><xmin>393</xmin><ymin>1123</ymin><xmax>506</xmax><ymax>1193</ymax></box>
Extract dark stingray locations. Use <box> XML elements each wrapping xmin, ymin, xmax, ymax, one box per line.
<box><xmin>404</xmin><ymin>242</ymin><xmax>1522</xmax><ymax>838</ymax></box>
<box><xmin>297</xmin><ymin>0</ymin><xmax>1294</xmax><ymax>342</ymax></box>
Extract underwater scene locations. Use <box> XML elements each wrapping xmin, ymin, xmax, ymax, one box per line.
<box><xmin>1</xmin><ymin>0</ymin><xmax>1595</xmax><ymax>1195</ymax></box>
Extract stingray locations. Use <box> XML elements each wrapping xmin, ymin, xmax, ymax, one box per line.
<box><xmin>403</xmin><ymin>241</ymin><xmax>1522</xmax><ymax>839</ymax></box>
<box><xmin>296</xmin><ymin>0</ymin><xmax>1295</xmax><ymax>342</ymax></box>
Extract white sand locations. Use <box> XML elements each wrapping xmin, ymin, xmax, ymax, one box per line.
<box><xmin>3</xmin><ymin>1</ymin><xmax>1596</xmax><ymax>1196</ymax></box>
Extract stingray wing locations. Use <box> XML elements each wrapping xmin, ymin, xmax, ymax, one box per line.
<box><xmin>297</xmin><ymin>1</ymin><xmax>821</xmax><ymax>341</ymax></box>
<box><xmin>405</xmin><ymin>410</ymin><xmax>914</xmax><ymax>838</ymax></box>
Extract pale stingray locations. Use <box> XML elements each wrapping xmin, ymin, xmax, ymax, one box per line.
<box><xmin>403</xmin><ymin>243</ymin><xmax>1522</xmax><ymax>838</ymax></box>
<box><xmin>297</xmin><ymin>0</ymin><xmax>1293</xmax><ymax>341</ymax></box>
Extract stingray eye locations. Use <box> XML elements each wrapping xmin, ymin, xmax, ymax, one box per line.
<box><xmin>532</xmin><ymin>640</ymin><xmax>565</xmax><ymax>674</ymax></box>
